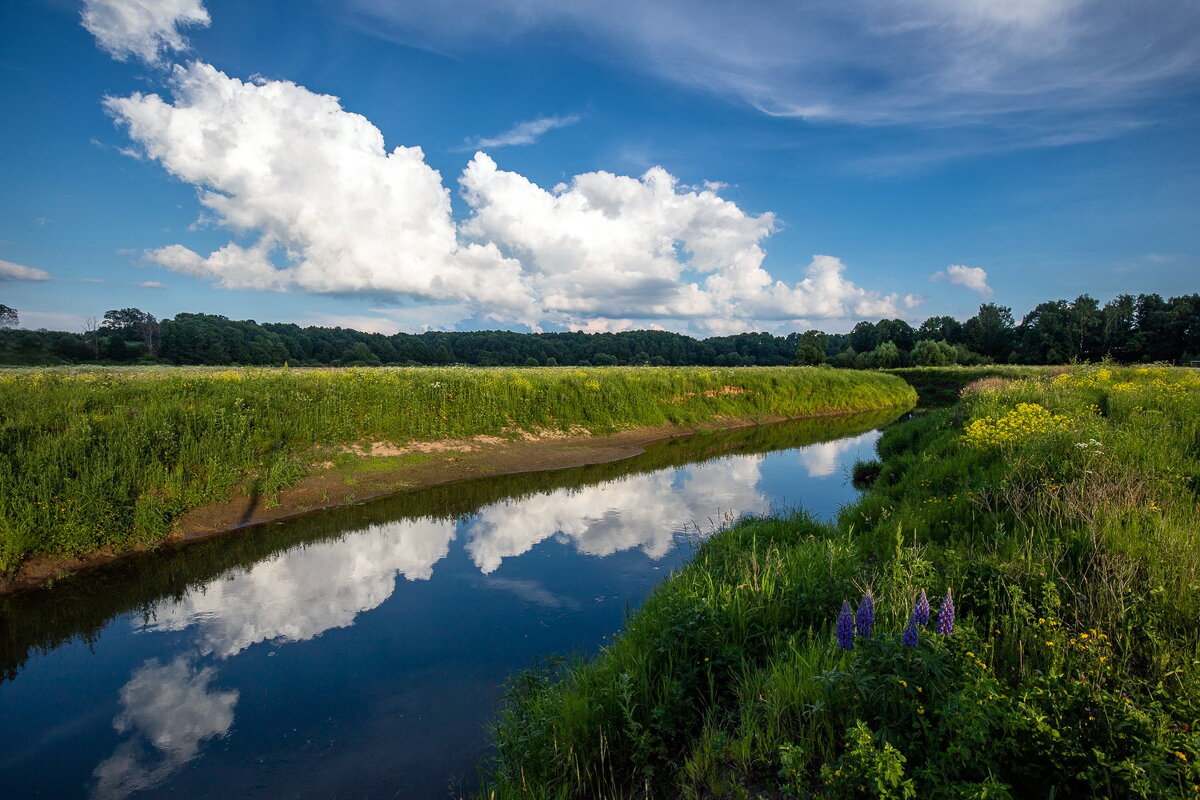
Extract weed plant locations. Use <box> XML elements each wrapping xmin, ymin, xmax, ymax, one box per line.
<box><xmin>477</xmin><ymin>365</ymin><xmax>1200</xmax><ymax>798</ymax></box>
<box><xmin>0</xmin><ymin>366</ymin><xmax>914</xmax><ymax>572</ymax></box>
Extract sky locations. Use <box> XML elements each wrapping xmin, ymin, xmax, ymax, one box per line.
<box><xmin>0</xmin><ymin>0</ymin><xmax>1197</xmax><ymax>336</ymax></box>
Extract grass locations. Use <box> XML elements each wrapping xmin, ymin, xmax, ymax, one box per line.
<box><xmin>882</xmin><ymin>365</ymin><xmax>1051</xmax><ymax>408</ymax></box>
<box><xmin>475</xmin><ymin>365</ymin><xmax>1200</xmax><ymax>799</ymax></box>
<box><xmin>0</xmin><ymin>365</ymin><xmax>915</xmax><ymax>574</ymax></box>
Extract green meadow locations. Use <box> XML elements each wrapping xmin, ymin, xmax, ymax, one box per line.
<box><xmin>477</xmin><ymin>366</ymin><xmax>1200</xmax><ymax>798</ymax></box>
<box><xmin>0</xmin><ymin>365</ymin><xmax>914</xmax><ymax>574</ymax></box>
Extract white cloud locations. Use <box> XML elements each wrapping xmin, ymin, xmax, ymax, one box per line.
<box><xmin>108</xmin><ymin>63</ymin><xmax>538</xmax><ymax>322</ymax></box>
<box><xmin>142</xmin><ymin>516</ymin><xmax>457</xmax><ymax>658</ymax></box>
<box><xmin>465</xmin><ymin>113</ymin><xmax>581</xmax><ymax>149</ymax></box>
<box><xmin>796</xmin><ymin>430</ymin><xmax>879</xmax><ymax>478</ymax></box>
<box><xmin>931</xmin><ymin>264</ymin><xmax>993</xmax><ymax>297</ymax></box>
<box><xmin>346</xmin><ymin>0</ymin><xmax>1199</xmax><ymax>146</ymax></box>
<box><xmin>108</xmin><ymin>62</ymin><xmax>901</xmax><ymax>334</ymax></box>
<box><xmin>134</xmin><ymin>280</ymin><xmax>165</xmax><ymax>288</ymax></box>
<box><xmin>464</xmin><ymin>454</ymin><xmax>771</xmax><ymax>573</ymax></box>
<box><xmin>461</xmin><ymin>155</ymin><xmax>900</xmax><ymax>332</ymax></box>
<box><xmin>0</xmin><ymin>259</ymin><xmax>52</xmax><ymax>281</ymax></box>
<box><xmin>92</xmin><ymin>657</ymin><xmax>237</xmax><ymax>800</ymax></box>
<box><xmin>82</xmin><ymin>0</ymin><xmax>210</xmax><ymax>65</ymax></box>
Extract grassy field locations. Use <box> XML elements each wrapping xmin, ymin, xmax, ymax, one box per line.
<box><xmin>476</xmin><ymin>366</ymin><xmax>1200</xmax><ymax>798</ymax></box>
<box><xmin>0</xmin><ymin>365</ymin><xmax>915</xmax><ymax>574</ymax></box>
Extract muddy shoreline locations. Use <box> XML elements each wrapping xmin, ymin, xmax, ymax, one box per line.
<box><xmin>0</xmin><ymin>409</ymin><xmax>885</xmax><ymax>595</ymax></box>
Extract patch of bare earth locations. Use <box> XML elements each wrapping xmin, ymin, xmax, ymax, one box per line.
<box><xmin>670</xmin><ymin>385</ymin><xmax>751</xmax><ymax>403</ymax></box>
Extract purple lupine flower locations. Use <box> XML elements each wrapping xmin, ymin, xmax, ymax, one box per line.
<box><xmin>902</xmin><ymin>614</ymin><xmax>920</xmax><ymax>648</ymax></box>
<box><xmin>913</xmin><ymin>589</ymin><xmax>930</xmax><ymax>626</ymax></box>
<box><xmin>937</xmin><ymin>588</ymin><xmax>955</xmax><ymax>636</ymax></box>
<box><xmin>856</xmin><ymin>591</ymin><xmax>875</xmax><ymax>638</ymax></box>
<box><xmin>837</xmin><ymin>600</ymin><xmax>854</xmax><ymax>650</ymax></box>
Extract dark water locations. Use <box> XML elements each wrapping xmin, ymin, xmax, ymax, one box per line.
<box><xmin>0</xmin><ymin>409</ymin><xmax>900</xmax><ymax>799</ymax></box>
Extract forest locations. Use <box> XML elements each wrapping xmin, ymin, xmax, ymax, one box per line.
<box><xmin>0</xmin><ymin>292</ymin><xmax>1197</xmax><ymax>368</ymax></box>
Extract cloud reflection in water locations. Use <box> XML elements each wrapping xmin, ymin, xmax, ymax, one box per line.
<box><xmin>91</xmin><ymin>657</ymin><xmax>237</xmax><ymax>799</ymax></box>
<box><xmin>102</xmin><ymin>438</ymin><xmax>868</xmax><ymax>796</ymax></box>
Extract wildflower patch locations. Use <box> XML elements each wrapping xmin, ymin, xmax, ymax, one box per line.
<box><xmin>961</xmin><ymin>402</ymin><xmax>1074</xmax><ymax>448</ymax></box>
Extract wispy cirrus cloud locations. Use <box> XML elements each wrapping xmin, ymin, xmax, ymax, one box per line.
<box><xmin>346</xmin><ymin>0</ymin><xmax>1200</xmax><ymax>151</ymax></box>
<box><xmin>462</xmin><ymin>113</ymin><xmax>581</xmax><ymax>149</ymax></box>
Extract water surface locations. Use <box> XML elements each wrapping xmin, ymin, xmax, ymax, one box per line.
<box><xmin>0</xmin><ymin>410</ymin><xmax>899</xmax><ymax>798</ymax></box>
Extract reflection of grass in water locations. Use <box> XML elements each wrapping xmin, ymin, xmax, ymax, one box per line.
<box><xmin>0</xmin><ymin>407</ymin><xmax>902</xmax><ymax>683</ymax></box>
<box><xmin>0</xmin><ymin>366</ymin><xmax>914</xmax><ymax>572</ymax></box>
<box><xmin>477</xmin><ymin>366</ymin><xmax>1200</xmax><ymax>799</ymax></box>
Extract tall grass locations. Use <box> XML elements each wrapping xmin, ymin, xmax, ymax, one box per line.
<box><xmin>477</xmin><ymin>366</ymin><xmax>1200</xmax><ymax>798</ymax></box>
<box><xmin>0</xmin><ymin>365</ymin><xmax>915</xmax><ymax>573</ymax></box>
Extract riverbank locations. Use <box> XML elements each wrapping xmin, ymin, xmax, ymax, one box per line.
<box><xmin>476</xmin><ymin>365</ymin><xmax>1200</xmax><ymax>798</ymax></box>
<box><xmin>0</xmin><ymin>366</ymin><xmax>915</xmax><ymax>593</ymax></box>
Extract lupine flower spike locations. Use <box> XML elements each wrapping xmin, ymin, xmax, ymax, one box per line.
<box><xmin>913</xmin><ymin>589</ymin><xmax>930</xmax><ymax>626</ymax></box>
<box><xmin>937</xmin><ymin>588</ymin><xmax>955</xmax><ymax>636</ymax></box>
<box><xmin>856</xmin><ymin>591</ymin><xmax>874</xmax><ymax>638</ymax></box>
<box><xmin>837</xmin><ymin>600</ymin><xmax>855</xmax><ymax>650</ymax></box>
<box><xmin>902</xmin><ymin>614</ymin><xmax>920</xmax><ymax>648</ymax></box>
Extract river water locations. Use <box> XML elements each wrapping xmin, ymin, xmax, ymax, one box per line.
<box><xmin>0</xmin><ymin>409</ymin><xmax>900</xmax><ymax>799</ymax></box>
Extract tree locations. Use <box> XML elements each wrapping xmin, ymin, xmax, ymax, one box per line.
<box><xmin>0</xmin><ymin>304</ymin><xmax>17</xmax><ymax>328</ymax></box>
<box><xmin>847</xmin><ymin>321</ymin><xmax>881</xmax><ymax>354</ymax></box>
<box><xmin>865</xmin><ymin>341</ymin><xmax>901</xmax><ymax>368</ymax></box>
<box><xmin>83</xmin><ymin>316</ymin><xmax>101</xmax><ymax>359</ymax></box>
<box><xmin>793</xmin><ymin>330</ymin><xmax>828</xmax><ymax>366</ymax></box>
<box><xmin>1101</xmin><ymin>295</ymin><xmax>1136</xmax><ymax>360</ymax></box>
<box><xmin>340</xmin><ymin>341</ymin><xmax>381</xmax><ymax>366</ymax></box>
<box><xmin>963</xmin><ymin>303</ymin><xmax>1016</xmax><ymax>361</ymax></box>
<box><xmin>101</xmin><ymin>308</ymin><xmax>153</xmax><ymax>336</ymax></box>
<box><xmin>916</xmin><ymin>316</ymin><xmax>963</xmax><ymax>344</ymax></box>
<box><xmin>875</xmin><ymin>318</ymin><xmax>915</xmax><ymax>352</ymax></box>
<box><xmin>911</xmin><ymin>339</ymin><xmax>956</xmax><ymax>366</ymax></box>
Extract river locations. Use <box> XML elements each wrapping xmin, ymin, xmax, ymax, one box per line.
<box><xmin>0</xmin><ymin>409</ymin><xmax>901</xmax><ymax>798</ymax></box>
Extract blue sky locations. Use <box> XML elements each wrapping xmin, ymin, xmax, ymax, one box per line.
<box><xmin>1</xmin><ymin>0</ymin><xmax>1197</xmax><ymax>335</ymax></box>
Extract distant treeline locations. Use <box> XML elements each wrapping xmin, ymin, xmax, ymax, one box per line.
<box><xmin>0</xmin><ymin>293</ymin><xmax>1197</xmax><ymax>367</ymax></box>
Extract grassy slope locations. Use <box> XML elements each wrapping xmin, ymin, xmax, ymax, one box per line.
<box><xmin>478</xmin><ymin>366</ymin><xmax>1200</xmax><ymax>799</ymax></box>
<box><xmin>0</xmin><ymin>366</ymin><xmax>914</xmax><ymax>573</ymax></box>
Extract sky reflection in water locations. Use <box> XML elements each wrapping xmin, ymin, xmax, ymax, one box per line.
<box><xmin>0</xmin><ymin>420</ymin><xmax>888</xmax><ymax>799</ymax></box>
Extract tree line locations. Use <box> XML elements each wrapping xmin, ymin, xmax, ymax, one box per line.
<box><xmin>0</xmin><ymin>293</ymin><xmax>1197</xmax><ymax>368</ymax></box>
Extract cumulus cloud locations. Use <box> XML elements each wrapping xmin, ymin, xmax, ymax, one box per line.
<box><xmin>142</xmin><ymin>516</ymin><xmax>457</xmax><ymax>658</ymax></box>
<box><xmin>796</xmin><ymin>430</ymin><xmax>879</xmax><ymax>478</ymax></box>
<box><xmin>105</xmin><ymin>62</ymin><xmax>900</xmax><ymax>333</ymax></box>
<box><xmin>0</xmin><ymin>259</ymin><xmax>52</xmax><ymax>281</ymax></box>
<box><xmin>346</xmin><ymin>0</ymin><xmax>1200</xmax><ymax>143</ymax></box>
<box><xmin>82</xmin><ymin>0</ymin><xmax>210</xmax><ymax>65</ymax></box>
<box><xmin>464</xmin><ymin>454</ymin><xmax>771</xmax><ymax>573</ymax></box>
<box><xmin>461</xmin><ymin>155</ymin><xmax>902</xmax><ymax>331</ymax></box>
<box><xmin>92</xmin><ymin>657</ymin><xmax>237</xmax><ymax>799</ymax></box>
<box><xmin>465</xmin><ymin>113</ymin><xmax>581</xmax><ymax>149</ymax></box>
<box><xmin>108</xmin><ymin>62</ymin><xmax>537</xmax><ymax>320</ymax></box>
<box><xmin>931</xmin><ymin>264</ymin><xmax>993</xmax><ymax>297</ymax></box>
